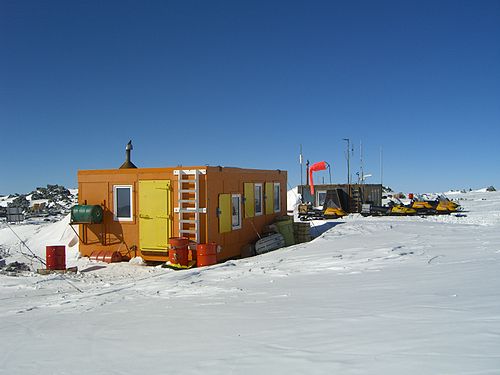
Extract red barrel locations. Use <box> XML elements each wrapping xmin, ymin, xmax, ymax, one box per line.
<box><xmin>46</xmin><ymin>245</ymin><xmax>66</xmax><ymax>270</ymax></box>
<box><xmin>169</xmin><ymin>237</ymin><xmax>189</xmax><ymax>266</ymax></box>
<box><xmin>196</xmin><ymin>243</ymin><xmax>218</xmax><ymax>267</ymax></box>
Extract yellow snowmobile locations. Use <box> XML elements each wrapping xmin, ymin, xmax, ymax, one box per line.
<box><xmin>435</xmin><ymin>197</ymin><xmax>460</xmax><ymax>213</ymax></box>
<box><xmin>323</xmin><ymin>206</ymin><xmax>347</xmax><ymax>219</ymax></box>
<box><xmin>389</xmin><ymin>205</ymin><xmax>417</xmax><ymax>216</ymax></box>
<box><xmin>363</xmin><ymin>198</ymin><xmax>416</xmax><ymax>216</ymax></box>
<box><xmin>410</xmin><ymin>195</ymin><xmax>460</xmax><ymax>215</ymax></box>
<box><xmin>410</xmin><ymin>200</ymin><xmax>434</xmax><ymax>211</ymax></box>
<box><xmin>298</xmin><ymin>202</ymin><xmax>347</xmax><ymax>220</ymax></box>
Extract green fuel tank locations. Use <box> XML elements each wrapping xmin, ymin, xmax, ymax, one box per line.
<box><xmin>71</xmin><ymin>205</ymin><xmax>103</xmax><ymax>224</ymax></box>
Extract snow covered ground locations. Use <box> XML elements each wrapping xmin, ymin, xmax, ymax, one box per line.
<box><xmin>1</xmin><ymin>190</ymin><xmax>499</xmax><ymax>374</ymax></box>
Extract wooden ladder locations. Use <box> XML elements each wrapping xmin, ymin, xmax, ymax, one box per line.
<box><xmin>174</xmin><ymin>169</ymin><xmax>206</xmax><ymax>243</ymax></box>
<box><xmin>352</xmin><ymin>186</ymin><xmax>363</xmax><ymax>213</ymax></box>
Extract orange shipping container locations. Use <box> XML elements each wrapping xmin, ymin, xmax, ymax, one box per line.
<box><xmin>77</xmin><ymin>165</ymin><xmax>287</xmax><ymax>263</ymax></box>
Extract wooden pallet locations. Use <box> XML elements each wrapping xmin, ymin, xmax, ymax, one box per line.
<box><xmin>37</xmin><ymin>267</ymin><xmax>78</xmax><ymax>275</ymax></box>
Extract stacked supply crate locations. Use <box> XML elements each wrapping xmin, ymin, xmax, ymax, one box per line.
<box><xmin>293</xmin><ymin>222</ymin><xmax>311</xmax><ymax>243</ymax></box>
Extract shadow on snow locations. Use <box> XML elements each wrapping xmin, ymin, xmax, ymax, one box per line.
<box><xmin>309</xmin><ymin>221</ymin><xmax>345</xmax><ymax>238</ymax></box>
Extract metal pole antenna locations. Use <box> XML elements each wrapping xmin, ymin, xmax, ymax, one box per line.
<box><xmin>343</xmin><ymin>138</ymin><xmax>350</xmax><ymax>185</ymax></box>
<box><xmin>299</xmin><ymin>144</ymin><xmax>303</xmax><ymax>186</ymax></box>
<box><xmin>380</xmin><ymin>146</ymin><xmax>383</xmax><ymax>187</ymax></box>
<box><xmin>306</xmin><ymin>160</ymin><xmax>310</xmax><ymax>186</ymax></box>
<box><xmin>360</xmin><ymin>140</ymin><xmax>364</xmax><ymax>184</ymax></box>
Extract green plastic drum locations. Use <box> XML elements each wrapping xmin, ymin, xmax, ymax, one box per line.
<box><xmin>275</xmin><ymin>218</ymin><xmax>296</xmax><ymax>246</ymax></box>
<box><xmin>71</xmin><ymin>205</ymin><xmax>103</xmax><ymax>224</ymax></box>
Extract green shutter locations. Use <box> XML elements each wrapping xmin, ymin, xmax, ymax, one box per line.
<box><xmin>219</xmin><ymin>194</ymin><xmax>232</xmax><ymax>233</ymax></box>
<box><xmin>244</xmin><ymin>183</ymin><xmax>255</xmax><ymax>218</ymax></box>
<box><xmin>265</xmin><ymin>182</ymin><xmax>274</xmax><ymax>215</ymax></box>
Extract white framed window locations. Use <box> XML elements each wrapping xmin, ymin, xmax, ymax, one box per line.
<box><xmin>316</xmin><ymin>190</ymin><xmax>327</xmax><ymax>207</ymax></box>
<box><xmin>273</xmin><ymin>183</ymin><xmax>281</xmax><ymax>212</ymax></box>
<box><xmin>113</xmin><ymin>185</ymin><xmax>133</xmax><ymax>221</ymax></box>
<box><xmin>232</xmin><ymin>194</ymin><xmax>242</xmax><ymax>230</ymax></box>
<box><xmin>254</xmin><ymin>183</ymin><xmax>263</xmax><ymax>216</ymax></box>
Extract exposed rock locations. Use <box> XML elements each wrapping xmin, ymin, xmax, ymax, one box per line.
<box><xmin>4</xmin><ymin>184</ymin><xmax>78</xmax><ymax>221</ymax></box>
<box><xmin>8</xmin><ymin>195</ymin><xmax>29</xmax><ymax>209</ymax></box>
<box><xmin>1</xmin><ymin>261</ymin><xmax>31</xmax><ymax>273</ymax></box>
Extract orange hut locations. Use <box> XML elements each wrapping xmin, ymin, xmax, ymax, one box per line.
<box><xmin>76</xmin><ymin>163</ymin><xmax>287</xmax><ymax>264</ymax></box>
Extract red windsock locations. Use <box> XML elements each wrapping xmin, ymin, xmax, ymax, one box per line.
<box><xmin>309</xmin><ymin>161</ymin><xmax>328</xmax><ymax>195</ymax></box>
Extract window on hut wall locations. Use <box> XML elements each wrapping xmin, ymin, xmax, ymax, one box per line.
<box><xmin>316</xmin><ymin>190</ymin><xmax>327</xmax><ymax>207</ymax></box>
<box><xmin>255</xmin><ymin>183</ymin><xmax>263</xmax><ymax>216</ymax></box>
<box><xmin>273</xmin><ymin>183</ymin><xmax>281</xmax><ymax>212</ymax></box>
<box><xmin>231</xmin><ymin>194</ymin><xmax>242</xmax><ymax>230</ymax></box>
<box><xmin>113</xmin><ymin>185</ymin><xmax>133</xmax><ymax>221</ymax></box>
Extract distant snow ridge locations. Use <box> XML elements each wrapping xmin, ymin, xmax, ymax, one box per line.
<box><xmin>446</xmin><ymin>186</ymin><xmax>496</xmax><ymax>194</ymax></box>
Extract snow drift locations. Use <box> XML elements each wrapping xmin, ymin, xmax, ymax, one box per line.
<box><xmin>0</xmin><ymin>190</ymin><xmax>499</xmax><ymax>374</ymax></box>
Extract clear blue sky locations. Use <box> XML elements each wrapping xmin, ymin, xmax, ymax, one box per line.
<box><xmin>1</xmin><ymin>0</ymin><xmax>499</xmax><ymax>195</ymax></box>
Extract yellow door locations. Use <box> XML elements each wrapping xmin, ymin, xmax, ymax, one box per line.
<box><xmin>219</xmin><ymin>193</ymin><xmax>232</xmax><ymax>233</ymax></box>
<box><xmin>139</xmin><ymin>180</ymin><xmax>172</xmax><ymax>251</ymax></box>
<box><xmin>244</xmin><ymin>183</ymin><xmax>255</xmax><ymax>218</ymax></box>
<box><xmin>265</xmin><ymin>182</ymin><xmax>274</xmax><ymax>214</ymax></box>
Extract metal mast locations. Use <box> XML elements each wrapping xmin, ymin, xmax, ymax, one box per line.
<box><xmin>360</xmin><ymin>140</ymin><xmax>364</xmax><ymax>184</ymax></box>
<box><xmin>380</xmin><ymin>146</ymin><xmax>384</xmax><ymax>187</ymax></box>
<box><xmin>299</xmin><ymin>144</ymin><xmax>303</xmax><ymax>186</ymax></box>
<box><xmin>343</xmin><ymin>138</ymin><xmax>351</xmax><ymax>185</ymax></box>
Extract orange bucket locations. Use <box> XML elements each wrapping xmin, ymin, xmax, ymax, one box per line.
<box><xmin>196</xmin><ymin>243</ymin><xmax>218</xmax><ymax>267</ymax></box>
<box><xmin>169</xmin><ymin>237</ymin><xmax>189</xmax><ymax>266</ymax></box>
